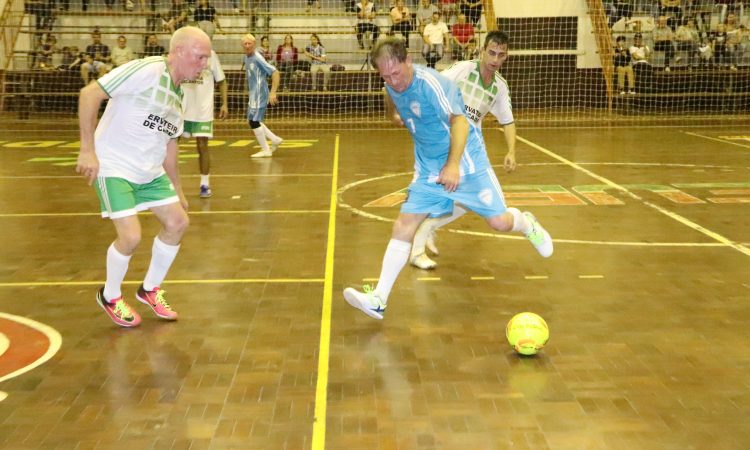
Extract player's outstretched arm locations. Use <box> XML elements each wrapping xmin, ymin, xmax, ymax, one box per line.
<box><xmin>76</xmin><ymin>82</ymin><xmax>108</xmax><ymax>185</ymax></box>
<box><xmin>438</xmin><ymin>114</ymin><xmax>468</xmax><ymax>192</ymax></box>
<box><xmin>218</xmin><ymin>79</ymin><xmax>229</xmax><ymax>119</ymax></box>
<box><xmin>164</xmin><ymin>138</ymin><xmax>188</xmax><ymax>211</ymax></box>
<box><xmin>502</xmin><ymin>122</ymin><xmax>517</xmax><ymax>173</ymax></box>
<box><xmin>268</xmin><ymin>70</ymin><xmax>280</xmax><ymax>105</ymax></box>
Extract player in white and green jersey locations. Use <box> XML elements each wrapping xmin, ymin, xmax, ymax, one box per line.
<box><xmin>182</xmin><ymin>47</ymin><xmax>228</xmax><ymax>198</ymax></box>
<box><xmin>76</xmin><ymin>26</ymin><xmax>212</xmax><ymax>328</ymax></box>
<box><xmin>410</xmin><ymin>30</ymin><xmax>527</xmax><ymax>269</ymax></box>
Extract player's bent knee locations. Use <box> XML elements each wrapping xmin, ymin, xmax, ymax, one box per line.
<box><xmin>487</xmin><ymin>214</ymin><xmax>513</xmax><ymax>232</ymax></box>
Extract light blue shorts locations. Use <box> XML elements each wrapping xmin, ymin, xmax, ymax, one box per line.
<box><xmin>247</xmin><ymin>106</ymin><xmax>267</xmax><ymax>122</ymax></box>
<box><xmin>401</xmin><ymin>168</ymin><xmax>508</xmax><ymax>218</ymax></box>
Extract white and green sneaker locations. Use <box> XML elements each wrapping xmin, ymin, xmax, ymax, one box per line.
<box><xmin>343</xmin><ymin>285</ymin><xmax>386</xmax><ymax>320</ymax></box>
<box><xmin>523</xmin><ymin>212</ymin><xmax>553</xmax><ymax>258</ymax></box>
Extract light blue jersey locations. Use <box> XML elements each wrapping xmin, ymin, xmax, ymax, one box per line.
<box><xmin>385</xmin><ymin>65</ymin><xmax>489</xmax><ymax>182</ymax></box>
<box><xmin>243</xmin><ymin>52</ymin><xmax>276</xmax><ymax>110</ymax></box>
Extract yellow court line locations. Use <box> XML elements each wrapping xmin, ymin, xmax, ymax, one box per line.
<box><xmin>311</xmin><ymin>134</ymin><xmax>340</xmax><ymax>450</ymax></box>
<box><xmin>417</xmin><ymin>277</ymin><xmax>441</xmax><ymax>281</ymax></box>
<box><xmin>362</xmin><ymin>277</ymin><xmax>379</xmax><ymax>282</ymax></box>
<box><xmin>524</xmin><ymin>275</ymin><xmax>549</xmax><ymax>280</ymax></box>
<box><xmin>579</xmin><ymin>275</ymin><xmax>604</xmax><ymax>279</ymax></box>
<box><xmin>683</xmin><ymin>131</ymin><xmax>750</xmax><ymax>150</ymax></box>
<box><xmin>517</xmin><ymin>135</ymin><xmax>750</xmax><ymax>258</ymax></box>
<box><xmin>0</xmin><ymin>278</ymin><xmax>324</xmax><ymax>287</ymax></box>
<box><xmin>471</xmin><ymin>276</ymin><xmax>496</xmax><ymax>280</ymax></box>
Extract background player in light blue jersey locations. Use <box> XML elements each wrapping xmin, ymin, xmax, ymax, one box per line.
<box><xmin>241</xmin><ymin>33</ymin><xmax>284</xmax><ymax>158</ymax></box>
<box><xmin>343</xmin><ymin>37</ymin><xmax>553</xmax><ymax>320</ymax></box>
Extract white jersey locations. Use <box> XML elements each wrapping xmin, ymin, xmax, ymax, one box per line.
<box><xmin>182</xmin><ymin>50</ymin><xmax>225</xmax><ymax>122</ymax></box>
<box><xmin>441</xmin><ymin>60</ymin><xmax>514</xmax><ymax>128</ymax></box>
<box><xmin>95</xmin><ymin>56</ymin><xmax>184</xmax><ymax>184</ymax></box>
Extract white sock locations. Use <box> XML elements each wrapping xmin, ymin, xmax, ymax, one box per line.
<box><xmin>103</xmin><ymin>243</ymin><xmax>131</xmax><ymax>302</ymax></box>
<box><xmin>253</xmin><ymin>127</ymin><xmax>270</xmax><ymax>151</ymax></box>
<box><xmin>143</xmin><ymin>237</ymin><xmax>180</xmax><ymax>291</ymax></box>
<box><xmin>508</xmin><ymin>207</ymin><xmax>531</xmax><ymax>234</ymax></box>
<box><xmin>200</xmin><ymin>174</ymin><xmax>209</xmax><ymax>186</ymax></box>
<box><xmin>411</xmin><ymin>206</ymin><xmax>467</xmax><ymax>256</ymax></box>
<box><xmin>375</xmin><ymin>239</ymin><xmax>412</xmax><ymax>304</ymax></box>
<box><xmin>411</xmin><ymin>220</ymin><xmax>432</xmax><ymax>256</ymax></box>
<box><xmin>261</xmin><ymin>123</ymin><xmax>281</xmax><ymax>143</ymax></box>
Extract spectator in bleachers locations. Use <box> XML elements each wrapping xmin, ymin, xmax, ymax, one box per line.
<box><xmin>80</xmin><ymin>29</ymin><xmax>111</xmax><ymax>84</ymax></box>
<box><xmin>306</xmin><ymin>0</ymin><xmax>321</xmax><ymax>12</ymax></box>
<box><xmin>416</xmin><ymin>0</ymin><xmax>439</xmax><ymax>35</ymax></box>
<box><xmin>630</xmin><ymin>32</ymin><xmax>651</xmax><ymax>93</ymax></box>
<box><xmin>249</xmin><ymin>0</ymin><xmax>271</xmax><ymax>29</ymax></box>
<box><xmin>463</xmin><ymin>37</ymin><xmax>479</xmax><ymax>60</ymax></box>
<box><xmin>439</xmin><ymin>0</ymin><xmax>458</xmax><ymax>25</ymax></box>
<box><xmin>111</xmin><ymin>35</ymin><xmax>135</xmax><ymax>67</ymax></box>
<box><xmin>712</xmin><ymin>23</ymin><xmax>731</xmax><ymax>68</ymax></box>
<box><xmin>610</xmin><ymin>0</ymin><xmax>633</xmax><ymax>28</ymax></box>
<box><xmin>659</xmin><ymin>0</ymin><xmax>682</xmax><ymax>30</ymax></box>
<box><xmin>259</xmin><ymin>35</ymin><xmax>273</xmax><ymax>62</ymax></box>
<box><xmin>305</xmin><ymin>34</ymin><xmax>330</xmax><ymax>91</ymax></box>
<box><xmin>675</xmin><ymin>17</ymin><xmax>700</xmax><ymax>68</ymax></box>
<box><xmin>356</xmin><ymin>0</ymin><xmax>380</xmax><ymax>50</ymax></box>
<box><xmin>34</xmin><ymin>34</ymin><xmax>59</xmax><ymax>69</ymax></box>
<box><xmin>276</xmin><ymin>34</ymin><xmax>299</xmax><ymax>91</ymax></box>
<box><xmin>653</xmin><ymin>15</ymin><xmax>677</xmax><ymax>71</ymax></box>
<box><xmin>390</xmin><ymin>0</ymin><xmax>413</xmax><ymax>49</ymax></box>
<box><xmin>715</xmin><ymin>0</ymin><xmax>741</xmax><ymax>24</ymax></box>
<box><xmin>459</xmin><ymin>0</ymin><xmax>482</xmax><ymax>27</ymax></box>
<box><xmin>142</xmin><ymin>33</ymin><xmax>166</xmax><ymax>57</ymax></box>
<box><xmin>614</xmin><ymin>35</ymin><xmax>635</xmax><ymax>94</ymax></box>
<box><xmin>697</xmin><ymin>34</ymin><xmax>713</xmax><ymax>67</ymax></box>
<box><xmin>194</xmin><ymin>0</ymin><xmax>222</xmax><ymax>33</ymax></box>
<box><xmin>58</xmin><ymin>45</ymin><xmax>83</xmax><ymax>71</ymax></box>
<box><xmin>422</xmin><ymin>11</ymin><xmax>449</xmax><ymax>68</ymax></box>
<box><xmin>163</xmin><ymin>0</ymin><xmax>190</xmax><ymax>33</ymax></box>
<box><xmin>450</xmin><ymin>13</ymin><xmax>474</xmax><ymax>61</ymax></box>
<box><xmin>27</xmin><ymin>0</ymin><xmax>55</xmax><ymax>30</ymax></box>
<box><xmin>726</xmin><ymin>12</ymin><xmax>744</xmax><ymax>71</ymax></box>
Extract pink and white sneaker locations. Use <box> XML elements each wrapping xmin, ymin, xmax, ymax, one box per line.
<box><xmin>136</xmin><ymin>285</ymin><xmax>178</xmax><ymax>320</ymax></box>
<box><xmin>96</xmin><ymin>287</ymin><xmax>141</xmax><ymax>328</ymax></box>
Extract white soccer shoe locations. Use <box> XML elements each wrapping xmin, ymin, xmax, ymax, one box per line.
<box><xmin>271</xmin><ymin>138</ymin><xmax>283</xmax><ymax>153</ymax></box>
<box><xmin>251</xmin><ymin>149</ymin><xmax>273</xmax><ymax>158</ymax></box>
<box><xmin>409</xmin><ymin>253</ymin><xmax>437</xmax><ymax>270</ymax></box>
<box><xmin>523</xmin><ymin>212</ymin><xmax>553</xmax><ymax>258</ymax></box>
<box><xmin>343</xmin><ymin>286</ymin><xmax>386</xmax><ymax>320</ymax></box>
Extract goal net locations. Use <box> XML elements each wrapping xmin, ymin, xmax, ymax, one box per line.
<box><xmin>1</xmin><ymin>0</ymin><xmax>749</xmax><ymax>135</ymax></box>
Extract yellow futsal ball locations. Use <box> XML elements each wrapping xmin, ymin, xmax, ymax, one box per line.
<box><xmin>506</xmin><ymin>312</ymin><xmax>549</xmax><ymax>356</ymax></box>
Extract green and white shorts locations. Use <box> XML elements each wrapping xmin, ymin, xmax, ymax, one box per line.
<box><xmin>182</xmin><ymin>120</ymin><xmax>213</xmax><ymax>138</ymax></box>
<box><xmin>95</xmin><ymin>174</ymin><xmax>178</xmax><ymax>219</ymax></box>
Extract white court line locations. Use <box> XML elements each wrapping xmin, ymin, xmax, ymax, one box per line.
<box><xmin>0</xmin><ymin>312</ymin><xmax>62</xmax><ymax>384</ymax></box>
<box><xmin>516</xmin><ymin>135</ymin><xmax>750</xmax><ymax>257</ymax></box>
<box><xmin>683</xmin><ymin>131</ymin><xmax>750</xmax><ymax>150</ymax></box>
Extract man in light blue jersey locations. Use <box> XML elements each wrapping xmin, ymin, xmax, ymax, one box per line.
<box><xmin>343</xmin><ymin>36</ymin><xmax>553</xmax><ymax>320</ymax></box>
<box><xmin>410</xmin><ymin>30</ymin><xmax>539</xmax><ymax>269</ymax></box>
<box><xmin>241</xmin><ymin>33</ymin><xmax>284</xmax><ymax>158</ymax></box>
<box><xmin>76</xmin><ymin>26</ymin><xmax>212</xmax><ymax>328</ymax></box>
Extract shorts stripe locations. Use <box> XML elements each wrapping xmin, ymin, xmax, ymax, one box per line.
<box><xmin>486</xmin><ymin>168</ymin><xmax>505</xmax><ymax>204</ymax></box>
<box><xmin>97</xmin><ymin>175</ymin><xmax>113</xmax><ymax>214</ymax></box>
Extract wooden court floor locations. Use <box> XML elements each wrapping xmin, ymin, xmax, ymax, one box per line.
<box><xmin>0</xmin><ymin>125</ymin><xmax>749</xmax><ymax>449</ymax></box>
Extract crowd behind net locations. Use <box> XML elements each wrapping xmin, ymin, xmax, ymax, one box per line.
<box><xmin>0</xmin><ymin>0</ymin><xmax>748</xmax><ymax>134</ymax></box>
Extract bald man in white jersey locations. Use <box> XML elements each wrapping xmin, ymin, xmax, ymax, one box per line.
<box><xmin>410</xmin><ymin>30</ymin><xmax>535</xmax><ymax>270</ymax></box>
<box><xmin>76</xmin><ymin>26</ymin><xmax>212</xmax><ymax>328</ymax></box>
